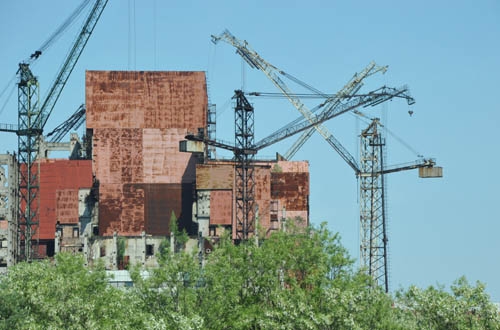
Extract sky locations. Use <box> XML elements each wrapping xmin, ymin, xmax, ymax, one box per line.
<box><xmin>1</xmin><ymin>0</ymin><xmax>499</xmax><ymax>300</ymax></box>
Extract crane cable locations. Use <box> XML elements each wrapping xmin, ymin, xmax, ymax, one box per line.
<box><xmin>349</xmin><ymin>110</ymin><xmax>422</xmax><ymax>158</ymax></box>
<box><xmin>0</xmin><ymin>77</ymin><xmax>16</xmax><ymax>116</ymax></box>
<box><xmin>27</xmin><ymin>0</ymin><xmax>92</xmax><ymax>63</ymax></box>
<box><xmin>0</xmin><ymin>0</ymin><xmax>91</xmax><ymax>116</ymax></box>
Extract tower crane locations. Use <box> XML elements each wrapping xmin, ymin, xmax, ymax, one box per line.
<box><xmin>210</xmin><ymin>30</ymin><xmax>442</xmax><ymax>292</ymax></box>
<box><xmin>211</xmin><ymin>29</ymin><xmax>389</xmax><ymax>161</ymax></box>
<box><xmin>183</xmin><ymin>86</ymin><xmax>416</xmax><ymax>241</ymax></box>
<box><xmin>0</xmin><ymin>0</ymin><xmax>108</xmax><ymax>261</ymax></box>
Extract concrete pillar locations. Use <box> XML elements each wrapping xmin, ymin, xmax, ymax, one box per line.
<box><xmin>112</xmin><ymin>232</ymin><xmax>117</xmax><ymax>270</ymax></box>
<box><xmin>83</xmin><ymin>235</ymin><xmax>89</xmax><ymax>267</ymax></box>
<box><xmin>170</xmin><ymin>232</ymin><xmax>175</xmax><ymax>254</ymax></box>
<box><xmin>55</xmin><ymin>231</ymin><xmax>61</xmax><ymax>254</ymax></box>
<box><xmin>141</xmin><ymin>231</ymin><xmax>146</xmax><ymax>265</ymax></box>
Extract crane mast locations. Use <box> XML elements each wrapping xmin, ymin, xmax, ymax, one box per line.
<box><xmin>211</xmin><ymin>30</ymin><xmax>441</xmax><ymax>292</ymax></box>
<box><xmin>16</xmin><ymin>0</ymin><xmax>108</xmax><ymax>261</ymax></box>
<box><xmin>185</xmin><ymin>88</ymin><xmax>414</xmax><ymax>242</ymax></box>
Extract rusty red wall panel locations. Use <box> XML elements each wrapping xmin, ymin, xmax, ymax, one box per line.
<box><xmin>196</xmin><ymin>164</ymin><xmax>234</xmax><ymax>190</ymax></box>
<box><xmin>210</xmin><ymin>190</ymin><xmax>232</xmax><ymax>225</ymax></box>
<box><xmin>86</xmin><ymin>71</ymin><xmax>207</xmax><ymax>131</ymax></box>
<box><xmin>254</xmin><ymin>167</ymin><xmax>271</xmax><ymax>231</ymax></box>
<box><xmin>98</xmin><ymin>183</ymin><xmax>194</xmax><ymax>237</ymax></box>
<box><xmin>56</xmin><ymin>189</ymin><xmax>79</xmax><ymax>224</ymax></box>
<box><xmin>98</xmin><ymin>184</ymin><xmax>123</xmax><ymax>236</ymax></box>
<box><xmin>92</xmin><ymin>128</ymin><xmax>143</xmax><ymax>184</ymax></box>
<box><xmin>142</xmin><ymin>128</ymin><xmax>197</xmax><ymax>184</ymax></box>
<box><xmin>144</xmin><ymin>184</ymin><xmax>185</xmax><ymax>236</ymax></box>
<box><xmin>37</xmin><ymin>159</ymin><xmax>93</xmax><ymax>239</ymax></box>
<box><xmin>121</xmin><ymin>184</ymin><xmax>145</xmax><ymax>235</ymax></box>
<box><xmin>271</xmin><ymin>172</ymin><xmax>310</xmax><ymax>212</ymax></box>
<box><xmin>276</xmin><ymin>160</ymin><xmax>309</xmax><ymax>173</ymax></box>
<box><xmin>87</xmin><ymin>71</ymin><xmax>206</xmax><ymax>237</ymax></box>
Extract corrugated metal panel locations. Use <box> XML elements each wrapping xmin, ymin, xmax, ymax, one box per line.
<box><xmin>196</xmin><ymin>164</ymin><xmax>234</xmax><ymax>190</ymax></box>
<box><xmin>419</xmin><ymin>166</ymin><xmax>443</xmax><ymax>178</ymax></box>
<box><xmin>37</xmin><ymin>160</ymin><xmax>93</xmax><ymax>239</ymax></box>
<box><xmin>56</xmin><ymin>189</ymin><xmax>79</xmax><ymax>224</ymax></box>
<box><xmin>271</xmin><ymin>172</ymin><xmax>309</xmax><ymax>212</ymax></box>
<box><xmin>210</xmin><ymin>190</ymin><xmax>232</xmax><ymax>225</ymax></box>
<box><xmin>86</xmin><ymin>71</ymin><xmax>207</xmax><ymax>131</ymax></box>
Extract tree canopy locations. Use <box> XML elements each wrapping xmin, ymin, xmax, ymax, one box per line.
<box><xmin>0</xmin><ymin>223</ymin><xmax>498</xmax><ymax>329</ymax></box>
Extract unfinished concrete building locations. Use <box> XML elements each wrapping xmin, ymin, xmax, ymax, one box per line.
<box><xmin>84</xmin><ymin>70</ymin><xmax>309</xmax><ymax>268</ymax></box>
<box><xmin>2</xmin><ymin>70</ymin><xmax>310</xmax><ymax>270</ymax></box>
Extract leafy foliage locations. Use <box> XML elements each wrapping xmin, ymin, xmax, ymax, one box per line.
<box><xmin>0</xmin><ymin>253</ymin><xmax>147</xmax><ymax>330</ymax></box>
<box><xmin>1</xmin><ymin>223</ymin><xmax>498</xmax><ymax>329</ymax></box>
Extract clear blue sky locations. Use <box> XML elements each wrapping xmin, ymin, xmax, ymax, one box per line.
<box><xmin>1</xmin><ymin>0</ymin><xmax>499</xmax><ymax>300</ymax></box>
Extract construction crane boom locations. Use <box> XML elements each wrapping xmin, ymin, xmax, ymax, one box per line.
<box><xmin>46</xmin><ymin>104</ymin><xmax>86</xmax><ymax>143</ymax></box>
<box><xmin>211</xmin><ymin>29</ymin><xmax>389</xmax><ymax>162</ymax></box>
<box><xmin>254</xmin><ymin>86</ymin><xmax>415</xmax><ymax>152</ymax></box>
<box><xmin>186</xmin><ymin>87</ymin><xmax>414</xmax><ymax>155</ymax></box>
<box><xmin>14</xmin><ymin>0</ymin><xmax>108</xmax><ymax>261</ymax></box>
<box><xmin>37</xmin><ymin>0</ymin><xmax>108</xmax><ymax>129</ymax></box>
<box><xmin>284</xmin><ymin>61</ymin><xmax>388</xmax><ymax>159</ymax></box>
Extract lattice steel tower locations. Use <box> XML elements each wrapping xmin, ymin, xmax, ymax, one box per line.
<box><xmin>17</xmin><ymin>63</ymin><xmax>42</xmax><ymax>260</ymax></box>
<box><xmin>234</xmin><ymin>90</ymin><xmax>256</xmax><ymax>240</ymax></box>
<box><xmin>359</xmin><ymin>118</ymin><xmax>388</xmax><ymax>292</ymax></box>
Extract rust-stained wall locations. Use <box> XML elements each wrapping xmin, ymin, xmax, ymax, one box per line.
<box><xmin>38</xmin><ymin>159</ymin><xmax>93</xmax><ymax>240</ymax></box>
<box><xmin>210</xmin><ymin>190</ymin><xmax>232</xmax><ymax>225</ymax></box>
<box><xmin>86</xmin><ymin>71</ymin><xmax>207</xmax><ymax>130</ymax></box>
<box><xmin>196</xmin><ymin>164</ymin><xmax>234</xmax><ymax>190</ymax></box>
<box><xmin>271</xmin><ymin>172</ymin><xmax>309</xmax><ymax>211</ymax></box>
<box><xmin>55</xmin><ymin>189</ymin><xmax>80</xmax><ymax>224</ymax></box>
<box><xmin>196</xmin><ymin>160</ymin><xmax>309</xmax><ymax>238</ymax></box>
<box><xmin>86</xmin><ymin>71</ymin><xmax>207</xmax><ymax>236</ymax></box>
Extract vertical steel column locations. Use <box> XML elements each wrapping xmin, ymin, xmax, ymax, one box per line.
<box><xmin>359</xmin><ymin>119</ymin><xmax>389</xmax><ymax>292</ymax></box>
<box><xmin>17</xmin><ymin>64</ymin><xmax>42</xmax><ymax>261</ymax></box>
<box><xmin>207</xmin><ymin>103</ymin><xmax>217</xmax><ymax>160</ymax></box>
<box><xmin>234</xmin><ymin>90</ymin><xmax>255</xmax><ymax>240</ymax></box>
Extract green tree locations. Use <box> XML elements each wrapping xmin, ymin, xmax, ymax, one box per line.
<box><xmin>394</xmin><ymin>277</ymin><xmax>500</xmax><ymax>330</ymax></box>
<box><xmin>131</xmin><ymin>242</ymin><xmax>203</xmax><ymax>329</ymax></box>
<box><xmin>170</xmin><ymin>210</ymin><xmax>188</xmax><ymax>252</ymax></box>
<box><xmin>2</xmin><ymin>225</ymin><xmax>498</xmax><ymax>330</ymax></box>
<box><xmin>0</xmin><ymin>253</ymin><xmax>149</xmax><ymax>330</ymax></box>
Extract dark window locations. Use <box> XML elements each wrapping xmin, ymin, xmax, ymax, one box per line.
<box><xmin>146</xmin><ymin>244</ymin><xmax>154</xmax><ymax>256</ymax></box>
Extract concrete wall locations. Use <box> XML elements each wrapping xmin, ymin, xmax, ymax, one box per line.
<box><xmin>0</xmin><ymin>154</ymin><xmax>18</xmax><ymax>270</ymax></box>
